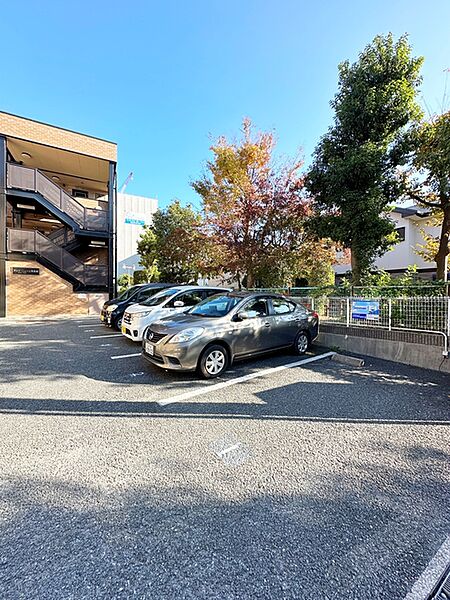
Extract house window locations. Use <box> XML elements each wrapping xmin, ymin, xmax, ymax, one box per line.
<box><xmin>72</xmin><ymin>189</ymin><xmax>89</xmax><ymax>199</ymax></box>
<box><xmin>395</xmin><ymin>227</ymin><xmax>405</xmax><ymax>242</ymax></box>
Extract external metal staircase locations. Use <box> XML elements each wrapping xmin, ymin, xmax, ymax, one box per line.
<box><xmin>7</xmin><ymin>228</ymin><xmax>107</xmax><ymax>287</ymax></box>
<box><xmin>47</xmin><ymin>227</ymin><xmax>80</xmax><ymax>252</ymax></box>
<box><xmin>7</xmin><ymin>163</ymin><xmax>108</xmax><ymax>232</ymax></box>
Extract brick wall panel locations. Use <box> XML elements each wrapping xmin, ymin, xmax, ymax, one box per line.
<box><xmin>6</xmin><ymin>259</ymin><xmax>107</xmax><ymax>317</ymax></box>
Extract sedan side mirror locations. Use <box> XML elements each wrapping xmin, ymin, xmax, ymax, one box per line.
<box><xmin>173</xmin><ymin>300</ymin><xmax>185</xmax><ymax>308</ymax></box>
<box><xmin>235</xmin><ymin>311</ymin><xmax>249</xmax><ymax>321</ymax></box>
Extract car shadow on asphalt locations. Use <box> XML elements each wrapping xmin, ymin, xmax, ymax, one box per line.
<box><xmin>0</xmin><ymin>358</ymin><xmax>449</xmax><ymax>425</ymax></box>
<box><xmin>0</xmin><ymin>318</ymin><xmax>325</xmax><ymax>389</ymax></box>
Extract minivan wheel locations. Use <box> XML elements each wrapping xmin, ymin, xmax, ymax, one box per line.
<box><xmin>294</xmin><ymin>331</ymin><xmax>309</xmax><ymax>355</ymax></box>
<box><xmin>114</xmin><ymin>316</ymin><xmax>123</xmax><ymax>330</ymax></box>
<box><xmin>198</xmin><ymin>345</ymin><xmax>229</xmax><ymax>379</ymax></box>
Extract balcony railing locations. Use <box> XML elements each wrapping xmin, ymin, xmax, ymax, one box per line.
<box><xmin>7</xmin><ymin>228</ymin><xmax>108</xmax><ymax>287</ymax></box>
<box><xmin>7</xmin><ymin>163</ymin><xmax>108</xmax><ymax>232</ymax></box>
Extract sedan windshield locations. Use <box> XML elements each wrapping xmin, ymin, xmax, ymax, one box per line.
<box><xmin>189</xmin><ymin>294</ymin><xmax>242</xmax><ymax>317</ymax></box>
<box><xmin>140</xmin><ymin>288</ymin><xmax>178</xmax><ymax>307</ymax></box>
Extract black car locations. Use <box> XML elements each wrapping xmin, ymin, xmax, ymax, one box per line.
<box><xmin>100</xmin><ymin>283</ymin><xmax>175</xmax><ymax>329</ymax></box>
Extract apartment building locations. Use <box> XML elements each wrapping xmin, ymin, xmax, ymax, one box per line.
<box><xmin>115</xmin><ymin>192</ymin><xmax>158</xmax><ymax>277</ymax></box>
<box><xmin>0</xmin><ymin>111</ymin><xmax>117</xmax><ymax>317</ymax></box>
<box><xmin>334</xmin><ymin>206</ymin><xmax>443</xmax><ymax>280</ymax></box>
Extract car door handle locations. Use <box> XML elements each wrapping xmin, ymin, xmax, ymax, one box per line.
<box><xmin>263</xmin><ymin>322</ymin><xmax>271</xmax><ymax>327</ymax></box>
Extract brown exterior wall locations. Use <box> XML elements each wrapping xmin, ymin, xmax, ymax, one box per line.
<box><xmin>0</xmin><ymin>112</ymin><xmax>117</xmax><ymax>161</ymax></box>
<box><xmin>5</xmin><ymin>259</ymin><xmax>107</xmax><ymax>317</ymax></box>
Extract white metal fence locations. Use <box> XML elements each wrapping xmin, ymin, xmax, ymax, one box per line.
<box><xmin>293</xmin><ymin>296</ymin><xmax>450</xmax><ymax>354</ymax></box>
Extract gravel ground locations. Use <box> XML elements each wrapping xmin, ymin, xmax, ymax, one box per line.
<box><xmin>0</xmin><ymin>317</ymin><xmax>449</xmax><ymax>599</ymax></box>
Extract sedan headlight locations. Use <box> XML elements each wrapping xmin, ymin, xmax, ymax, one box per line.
<box><xmin>106</xmin><ymin>304</ymin><xmax>118</xmax><ymax>312</ymax></box>
<box><xmin>171</xmin><ymin>327</ymin><xmax>205</xmax><ymax>343</ymax></box>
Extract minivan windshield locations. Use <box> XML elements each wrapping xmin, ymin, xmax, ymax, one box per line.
<box><xmin>189</xmin><ymin>294</ymin><xmax>242</xmax><ymax>317</ymax></box>
<box><xmin>140</xmin><ymin>288</ymin><xmax>179</xmax><ymax>307</ymax></box>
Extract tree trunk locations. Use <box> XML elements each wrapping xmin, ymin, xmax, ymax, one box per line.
<box><xmin>350</xmin><ymin>248</ymin><xmax>362</xmax><ymax>286</ymax></box>
<box><xmin>246</xmin><ymin>271</ymin><xmax>255</xmax><ymax>289</ymax></box>
<box><xmin>435</xmin><ymin>204</ymin><xmax>450</xmax><ymax>281</ymax></box>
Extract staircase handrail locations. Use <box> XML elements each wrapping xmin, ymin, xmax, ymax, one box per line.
<box><xmin>6</xmin><ymin>228</ymin><xmax>107</xmax><ymax>287</ymax></box>
<box><xmin>6</xmin><ymin>163</ymin><xmax>108</xmax><ymax>232</ymax></box>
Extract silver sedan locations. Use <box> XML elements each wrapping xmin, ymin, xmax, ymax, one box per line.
<box><xmin>141</xmin><ymin>291</ymin><xmax>319</xmax><ymax>378</ymax></box>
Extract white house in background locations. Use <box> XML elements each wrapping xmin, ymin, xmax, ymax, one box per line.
<box><xmin>116</xmin><ymin>193</ymin><xmax>158</xmax><ymax>277</ymax></box>
<box><xmin>334</xmin><ymin>206</ymin><xmax>442</xmax><ymax>281</ymax></box>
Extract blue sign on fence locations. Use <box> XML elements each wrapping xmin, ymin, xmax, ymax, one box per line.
<box><xmin>351</xmin><ymin>300</ymin><xmax>380</xmax><ymax>321</ymax></box>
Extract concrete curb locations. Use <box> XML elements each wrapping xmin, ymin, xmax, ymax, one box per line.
<box><xmin>318</xmin><ymin>331</ymin><xmax>450</xmax><ymax>374</ymax></box>
<box><xmin>331</xmin><ymin>353</ymin><xmax>365</xmax><ymax>368</ymax></box>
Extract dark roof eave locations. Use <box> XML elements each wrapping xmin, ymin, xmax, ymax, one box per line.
<box><xmin>392</xmin><ymin>206</ymin><xmax>430</xmax><ymax>218</ymax></box>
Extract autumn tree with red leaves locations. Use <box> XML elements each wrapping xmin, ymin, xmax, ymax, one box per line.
<box><xmin>192</xmin><ymin>119</ymin><xmax>331</xmax><ymax>288</ymax></box>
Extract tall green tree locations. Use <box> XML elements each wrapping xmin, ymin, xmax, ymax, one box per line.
<box><xmin>407</xmin><ymin>111</ymin><xmax>450</xmax><ymax>280</ymax></box>
<box><xmin>192</xmin><ymin>118</ymin><xmax>328</xmax><ymax>288</ymax></box>
<box><xmin>135</xmin><ymin>227</ymin><xmax>160</xmax><ymax>282</ymax></box>
<box><xmin>307</xmin><ymin>34</ymin><xmax>423</xmax><ymax>283</ymax></box>
<box><xmin>137</xmin><ymin>199</ymin><xmax>210</xmax><ymax>283</ymax></box>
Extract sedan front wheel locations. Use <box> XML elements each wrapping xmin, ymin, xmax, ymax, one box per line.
<box><xmin>198</xmin><ymin>345</ymin><xmax>229</xmax><ymax>379</ymax></box>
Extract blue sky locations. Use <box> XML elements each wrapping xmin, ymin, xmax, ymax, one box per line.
<box><xmin>2</xmin><ymin>1</ymin><xmax>449</xmax><ymax>208</ymax></box>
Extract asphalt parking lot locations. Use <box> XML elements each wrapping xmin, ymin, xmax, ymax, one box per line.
<box><xmin>0</xmin><ymin>316</ymin><xmax>449</xmax><ymax>600</ymax></box>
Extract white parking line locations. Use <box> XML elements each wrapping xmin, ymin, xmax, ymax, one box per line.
<box><xmin>78</xmin><ymin>324</ymin><xmax>105</xmax><ymax>328</ymax></box>
<box><xmin>74</xmin><ymin>319</ymin><xmax>97</xmax><ymax>323</ymax></box>
<box><xmin>111</xmin><ymin>352</ymin><xmax>141</xmax><ymax>360</ymax></box>
<box><xmin>157</xmin><ymin>351</ymin><xmax>335</xmax><ymax>406</ymax></box>
<box><xmin>404</xmin><ymin>534</ymin><xmax>450</xmax><ymax>599</ymax></box>
<box><xmin>90</xmin><ymin>334</ymin><xmax>123</xmax><ymax>339</ymax></box>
